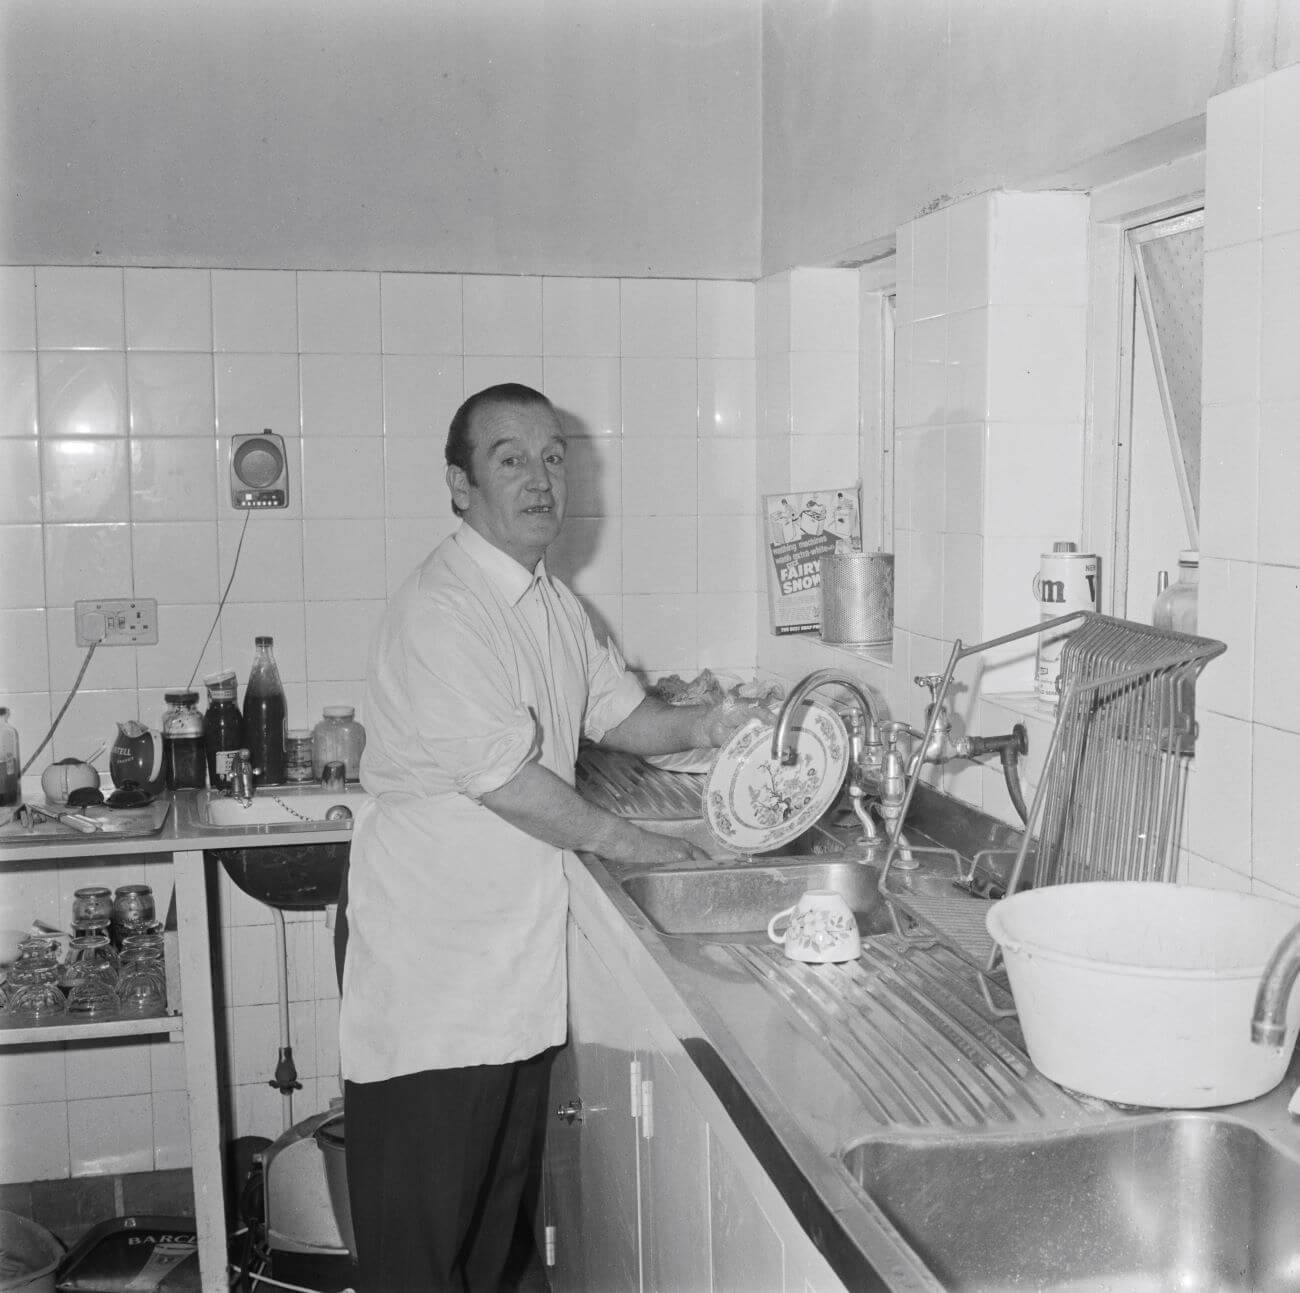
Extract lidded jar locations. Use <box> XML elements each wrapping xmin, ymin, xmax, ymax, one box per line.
<box><xmin>311</xmin><ymin>706</ymin><xmax>366</xmax><ymax>781</ymax></box>
<box><xmin>161</xmin><ymin>690</ymin><xmax>206</xmax><ymax>790</ymax></box>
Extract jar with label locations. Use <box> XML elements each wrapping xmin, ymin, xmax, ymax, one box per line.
<box><xmin>312</xmin><ymin>706</ymin><xmax>367</xmax><ymax>781</ymax></box>
<box><xmin>285</xmin><ymin>729</ymin><xmax>314</xmax><ymax>783</ymax></box>
<box><xmin>203</xmin><ymin>670</ymin><xmax>245</xmax><ymax>792</ymax></box>
<box><xmin>0</xmin><ymin>707</ymin><xmax>20</xmax><ymax>827</ymax></box>
<box><xmin>162</xmin><ymin>690</ymin><xmax>207</xmax><ymax>791</ymax></box>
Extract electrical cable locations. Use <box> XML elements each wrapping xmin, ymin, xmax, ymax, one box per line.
<box><xmin>239</xmin><ymin>1265</ymin><xmax>355</xmax><ymax>1293</ymax></box>
<box><xmin>20</xmin><ymin>640</ymin><xmax>98</xmax><ymax>774</ymax></box>
<box><xmin>187</xmin><ymin>509</ymin><xmax>251</xmax><ymax>690</ymax></box>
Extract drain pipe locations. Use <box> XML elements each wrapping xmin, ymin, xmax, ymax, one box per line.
<box><xmin>267</xmin><ymin>907</ymin><xmax>301</xmax><ymax>1131</ymax></box>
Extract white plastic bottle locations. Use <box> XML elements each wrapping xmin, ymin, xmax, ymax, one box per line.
<box><xmin>0</xmin><ymin>707</ymin><xmax>21</xmax><ymax>826</ymax></box>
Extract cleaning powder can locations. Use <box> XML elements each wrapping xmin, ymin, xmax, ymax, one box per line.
<box><xmin>1033</xmin><ymin>542</ymin><xmax>1099</xmax><ymax>706</ymax></box>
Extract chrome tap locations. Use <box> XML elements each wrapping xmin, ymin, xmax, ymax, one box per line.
<box><xmin>903</xmin><ymin>674</ymin><xmax>962</xmax><ymax>779</ymax></box>
<box><xmin>1252</xmin><ymin>922</ymin><xmax>1300</xmax><ymax>1049</ymax></box>
<box><xmin>770</xmin><ymin>670</ymin><xmax>913</xmax><ymax>863</ymax></box>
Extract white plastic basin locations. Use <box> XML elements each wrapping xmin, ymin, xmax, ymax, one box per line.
<box><xmin>986</xmin><ymin>882</ymin><xmax>1300</xmax><ymax>1108</ymax></box>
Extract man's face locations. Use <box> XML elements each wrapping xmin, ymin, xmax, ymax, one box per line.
<box><xmin>447</xmin><ymin>401</ymin><xmax>568</xmax><ymax>570</ymax></box>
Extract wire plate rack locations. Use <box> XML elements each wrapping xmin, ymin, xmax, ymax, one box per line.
<box><xmin>877</xmin><ymin>612</ymin><xmax>1227</xmax><ymax>1011</ymax></box>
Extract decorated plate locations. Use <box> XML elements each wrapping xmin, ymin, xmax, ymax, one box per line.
<box><xmin>703</xmin><ymin>702</ymin><xmax>849</xmax><ymax>854</ymax></box>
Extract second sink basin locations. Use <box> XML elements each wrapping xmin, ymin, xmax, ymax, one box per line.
<box><xmin>621</xmin><ymin>858</ymin><xmax>896</xmax><ymax>940</ymax></box>
<box><xmin>193</xmin><ymin>786</ymin><xmax>367</xmax><ymax>830</ymax></box>
<box><xmin>840</xmin><ymin>1114</ymin><xmax>1300</xmax><ymax>1291</ymax></box>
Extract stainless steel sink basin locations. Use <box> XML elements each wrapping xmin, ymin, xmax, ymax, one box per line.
<box><xmin>840</xmin><ymin>1114</ymin><xmax>1300</xmax><ymax>1291</ymax></box>
<box><xmin>621</xmin><ymin>858</ymin><xmax>899</xmax><ymax>940</ymax></box>
<box><xmin>192</xmin><ymin>786</ymin><xmax>367</xmax><ymax>831</ymax></box>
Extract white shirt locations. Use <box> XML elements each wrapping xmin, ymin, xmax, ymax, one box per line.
<box><xmin>339</xmin><ymin>523</ymin><xmax>644</xmax><ymax>1082</ymax></box>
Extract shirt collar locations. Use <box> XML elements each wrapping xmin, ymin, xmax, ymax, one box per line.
<box><xmin>454</xmin><ymin>522</ymin><xmax>549</xmax><ymax>606</ymax></box>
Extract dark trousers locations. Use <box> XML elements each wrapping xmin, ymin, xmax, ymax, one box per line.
<box><xmin>344</xmin><ymin>1051</ymin><xmax>552</xmax><ymax>1293</ymax></box>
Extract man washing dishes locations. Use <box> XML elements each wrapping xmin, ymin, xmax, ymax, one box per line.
<box><xmin>340</xmin><ymin>383</ymin><xmax>766</xmax><ymax>1291</ymax></box>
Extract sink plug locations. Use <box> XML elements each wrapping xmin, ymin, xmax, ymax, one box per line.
<box><xmin>269</xmin><ymin>1046</ymin><xmax>302</xmax><ymax>1095</ymax></box>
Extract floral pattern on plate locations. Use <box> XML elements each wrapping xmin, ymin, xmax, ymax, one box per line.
<box><xmin>704</xmin><ymin>703</ymin><xmax>848</xmax><ymax>854</ymax></box>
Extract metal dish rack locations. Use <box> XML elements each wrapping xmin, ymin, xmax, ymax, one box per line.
<box><xmin>877</xmin><ymin>612</ymin><xmax>1227</xmax><ymax>1013</ymax></box>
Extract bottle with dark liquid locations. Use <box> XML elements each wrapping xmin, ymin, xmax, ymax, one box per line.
<box><xmin>203</xmin><ymin>670</ymin><xmax>245</xmax><ymax>791</ymax></box>
<box><xmin>244</xmin><ymin>636</ymin><xmax>287</xmax><ymax>786</ymax></box>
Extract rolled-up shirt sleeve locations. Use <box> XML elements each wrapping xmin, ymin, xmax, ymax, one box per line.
<box><xmin>402</xmin><ymin>598</ymin><xmax>539</xmax><ymax>800</ymax></box>
<box><xmin>581</xmin><ymin>619</ymin><xmax>644</xmax><ymax>743</ymax></box>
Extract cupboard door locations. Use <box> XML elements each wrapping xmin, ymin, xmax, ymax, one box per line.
<box><xmin>639</xmin><ymin>1044</ymin><xmax>712</xmax><ymax>1293</ymax></box>
<box><xmin>544</xmin><ymin>919</ymin><xmax>642</xmax><ymax>1292</ymax></box>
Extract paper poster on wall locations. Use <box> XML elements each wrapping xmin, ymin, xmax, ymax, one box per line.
<box><xmin>763</xmin><ymin>487</ymin><xmax>862</xmax><ymax>635</ymax></box>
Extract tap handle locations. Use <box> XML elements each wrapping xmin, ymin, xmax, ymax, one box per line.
<box><xmin>879</xmin><ymin>720</ymin><xmax>909</xmax><ymax>751</ymax></box>
<box><xmin>913</xmin><ymin>674</ymin><xmax>945</xmax><ymax>703</ymax></box>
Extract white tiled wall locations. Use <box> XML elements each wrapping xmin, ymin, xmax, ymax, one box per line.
<box><xmin>0</xmin><ymin>267</ymin><xmax>758</xmax><ymax>1179</ymax></box>
<box><xmin>1187</xmin><ymin>61</ymin><xmax>1300</xmax><ymax>902</ymax></box>
<box><xmin>757</xmin><ymin>199</ymin><xmax>1090</xmax><ymax>817</ymax></box>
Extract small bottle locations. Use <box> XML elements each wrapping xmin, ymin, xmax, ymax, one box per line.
<box><xmin>312</xmin><ymin>706</ymin><xmax>367</xmax><ymax>781</ymax></box>
<box><xmin>244</xmin><ymin>637</ymin><xmax>288</xmax><ymax>786</ymax></box>
<box><xmin>1152</xmin><ymin>550</ymin><xmax>1199</xmax><ymax>635</ymax></box>
<box><xmin>161</xmin><ymin>690</ymin><xmax>207</xmax><ymax>791</ymax></box>
<box><xmin>1153</xmin><ymin>549</ymin><xmax>1200</xmax><ymax>749</ymax></box>
<box><xmin>203</xmin><ymin>670</ymin><xmax>245</xmax><ymax>792</ymax></box>
<box><xmin>0</xmin><ymin>707</ymin><xmax>20</xmax><ymax>827</ymax></box>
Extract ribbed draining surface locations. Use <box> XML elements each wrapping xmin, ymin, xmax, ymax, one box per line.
<box><xmin>729</xmin><ymin>936</ymin><xmax>1083</xmax><ymax>1130</ymax></box>
<box><xmin>575</xmin><ymin>746</ymin><xmax>704</xmax><ymax>819</ymax></box>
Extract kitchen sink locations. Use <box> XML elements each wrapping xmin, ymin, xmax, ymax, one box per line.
<box><xmin>839</xmin><ymin>1114</ymin><xmax>1300</xmax><ymax>1291</ymax></box>
<box><xmin>184</xmin><ymin>787</ymin><xmax>367</xmax><ymax>911</ymax></box>
<box><xmin>621</xmin><ymin>857</ymin><xmax>903</xmax><ymax>940</ymax></box>
<box><xmin>192</xmin><ymin>785</ymin><xmax>367</xmax><ymax>830</ymax></box>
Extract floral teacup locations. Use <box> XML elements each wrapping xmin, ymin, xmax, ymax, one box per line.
<box><xmin>767</xmin><ymin>889</ymin><xmax>861</xmax><ymax>964</ymax></box>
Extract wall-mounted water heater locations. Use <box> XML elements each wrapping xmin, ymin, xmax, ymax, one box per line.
<box><xmin>230</xmin><ymin>431</ymin><xmax>289</xmax><ymax>509</ymax></box>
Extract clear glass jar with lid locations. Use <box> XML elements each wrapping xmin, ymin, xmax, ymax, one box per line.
<box><xmin>312</xmin><ymin>706</ymin><xmax>366</xmax><ymax>781</ymax></box>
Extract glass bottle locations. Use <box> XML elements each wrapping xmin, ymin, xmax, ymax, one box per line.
<box><xmin>244</xmin><ymin>637</ymin><xmax>287</xmax><ymax>786</ymax></box>
<box><xmin>1153</xmin><ymin>549</ymin><xmax>1200</xmax><ymax>748</ymax></box>
<box><xmin>162</xmin><ymin>690</ymin><xmax>207</xmax><ymax>791</ymax></box>
<box><xmin>312</xmin><ymin>706</ymin><xmax>366</xmax><ymax>781</ymax></box>
<box><xmin>0</xmin><ymin>707</ymin><xmax>20</xmax><ymax>827</ymax></box>
<box><xmin>203</xmin><ymin>670</ymin><xmax>245</xmax><ymax>792</ymax></box>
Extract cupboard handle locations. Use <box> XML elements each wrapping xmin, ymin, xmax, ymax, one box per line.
<box><xmin>556</xmin><ymin>1098</ymin><xmax>584</xmax><ymax>1125</ymax></box>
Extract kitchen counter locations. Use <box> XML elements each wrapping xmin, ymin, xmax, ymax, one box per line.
<box><xmin>0</xmin><ymin>786</ymin><xmax>359</xmax><ymax>861</ymax></box>
<box><xmin>567</xmin><ymin>800</ymin><xmax>1300</xmax><ymax>1291</ymax></box>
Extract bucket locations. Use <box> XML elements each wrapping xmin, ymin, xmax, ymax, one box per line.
<box><xmin>818</xmin><ymin>552</ymin><xmax>893</xmax><ymax>647</ymax></box>
<box><xmin>986</xmin><ymin>883</ymin><xmax>1300</xmax><ymax>1108</ymax></box>
<box><xmin>0</xmin><ymin>1211</ymin><xmax>61</xmax><ymax>1293</ymax></box>
<box><xmin>313</xmin><ymin>1117</ymin><xmax>356</xmax><ymax>1259</ymax></box>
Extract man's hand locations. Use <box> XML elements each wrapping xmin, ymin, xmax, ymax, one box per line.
<box><xmin>621</xmin><ymin>825</ymin><xmax>710</xmax><ymax>865</ymax></box>
<box><xmin>697</xmin><ymin>697</ymin><xmax>774</xmax><ymax>749</ymax></box>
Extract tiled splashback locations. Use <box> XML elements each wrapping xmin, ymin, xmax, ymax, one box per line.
<box><xmin>0</xmin><ymin>268</ymin><xmax>769</xmax><ymax>765</ymax></box>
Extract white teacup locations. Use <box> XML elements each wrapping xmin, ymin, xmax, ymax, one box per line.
<box><xmin>767</xmin><ymin>889</ymin><xmax>861</xmax><ymax>964</ymax></box>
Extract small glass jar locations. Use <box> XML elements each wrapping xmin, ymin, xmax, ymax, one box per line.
<box><xmin>72</xmin><ymin>885</ymin><xmax>114</xmax><ymax>928</ymax></box>
<box><xmin>112</xmin><ymin>884</ymin><xmax>156</xmax><ymax>947</ymax></box>
<box><xmin>312</xmin><ymin>707</ymin><xmax>366</xmax><ymax>781</ymax></box>
<box><xmin>9</xmin><ymin>963</ymin><xmax>66</xmax><ymax>1022</ymax></box>
<box><xmin>7</xmin><ymin>939</ymin><xmax>65</xmax><ymax>1022</ymax></box>
<box><xmin>116</xmin><ymin>932</ymin><xmax>168</xmax><ymax>1017</ymax></box>
<box><xmin>63</xmin><ymin>934</ymin><xmax>120</xmax><ymax>1019</ymax></box>
<box><xmin>285</xmin><ymin>729</ymin><xmax>314</xmax><ymax>783</ymax></box>
<box><xmin>161</xmin><ymin>689</ymin><xmax>207</xmax><ymax>790</ymax></box>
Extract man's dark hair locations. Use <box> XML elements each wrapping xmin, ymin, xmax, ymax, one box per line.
<box><xmin>445</xmin><ymin>383</ymin><xmax>554</xmax><ymax>517</ymax></box>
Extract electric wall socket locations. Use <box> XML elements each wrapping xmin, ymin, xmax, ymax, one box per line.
<box><xmin>75</xmin><ymin>598</ymin><xmax>159</xmax><ymax>646</ymax></box>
